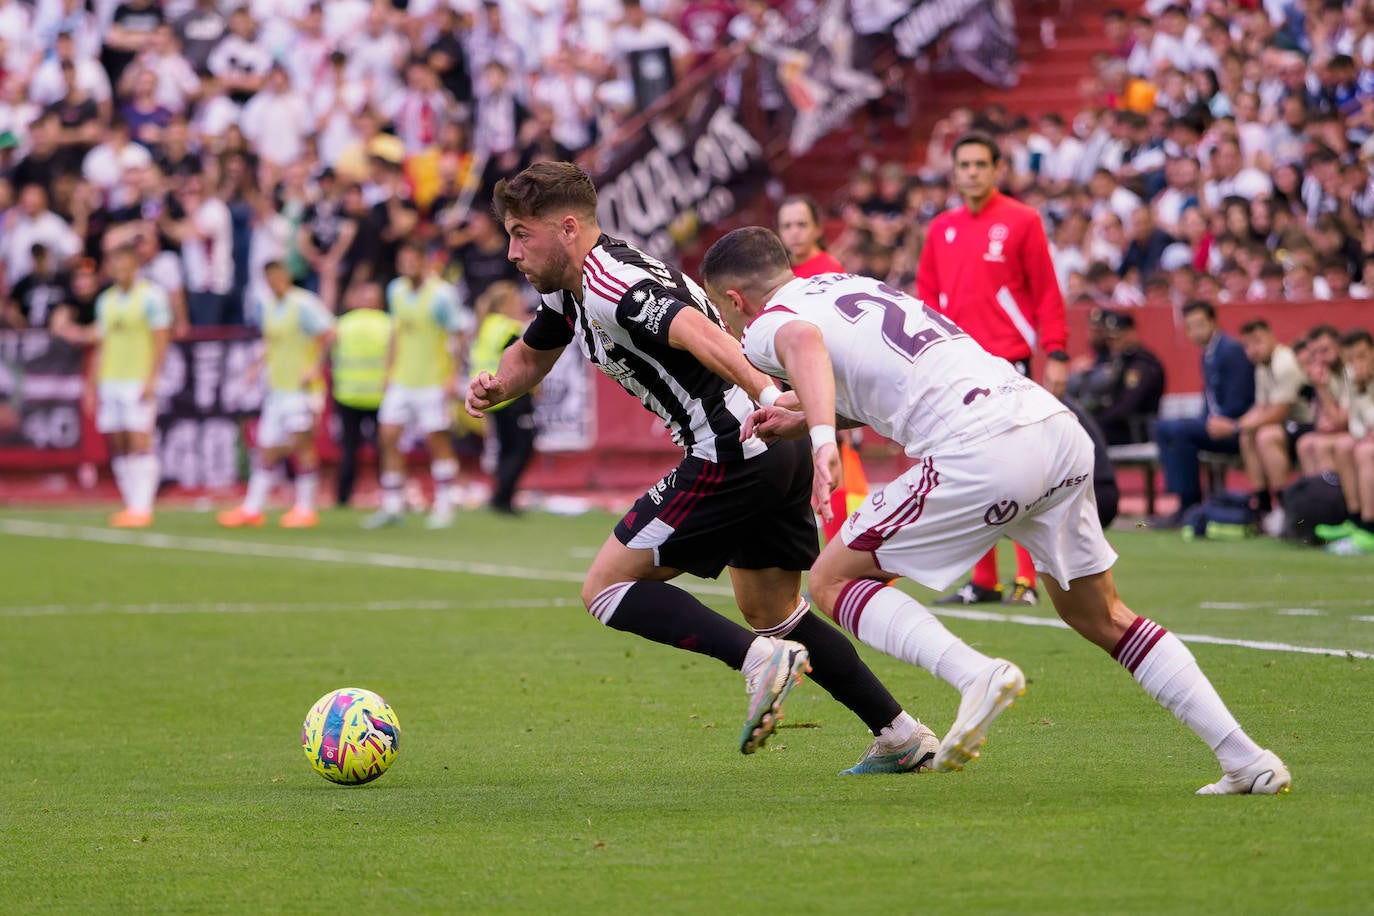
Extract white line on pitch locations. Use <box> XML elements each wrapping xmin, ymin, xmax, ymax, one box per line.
<box><xmin>4</xmin><ymin>518</ymin><xmax>1371</xmax><ymax>660</ymax></box>
<box><xmin>0</xmin><ymin>597</ymin><xmax>580</xmax><ymax>618</ymax></box>
<box><xmin>0</xmin><ymin>518</ymin><xmax>736</xmax><ymax>597</ymax></box>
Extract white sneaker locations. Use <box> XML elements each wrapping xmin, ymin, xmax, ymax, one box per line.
<box><xmin>1261</xmin><ymin>508</ymin><xmax>1286</xmax><ymax>538</ymax></box>
<box><xmin>425</xmin><ymin>508</ymin><xmax>455</xmax><ymax>530</ymax></box>
<box><xmin>361</xmin><ymin>510</ymin><xmax>405</xmax><ymax>530</ymax></box>
<box><xmin>934</xmin><ymin>659</ymin><xmax>1026</xmax><ymax>772</ymax></box>
<box><xmin>739</xmin><ymin>638</ymin><xmax>810</xmax><ymax>755</ymax></box>
<box><xmin>1196</xmin><ymin>749</ymin><xmax>1291</xmax><ymax>795</ymax></box>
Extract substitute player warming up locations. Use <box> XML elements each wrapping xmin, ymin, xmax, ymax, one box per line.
<box><xmin>702</xmin><ymin>227</ymin><xmax>1290</xmax><ymax>795</ymax></box>
<box><xmin>219</xmin><ymin>262</ymin><xmax>335</xmax><ymax>529</ymax></box>
<box><xmin>89</xmin><ymin>246</ymin><xmax>171</xmax><ymax>528</ymax></box>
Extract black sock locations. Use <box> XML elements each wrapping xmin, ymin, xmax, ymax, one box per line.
<box><xmin>601</xmin><ymin>580</ymin><xmax>755</xmax><ymax>669</ymax></box>
<box><xmin>1252</xmin><ymin>490</ymin><xmax>1272</xmax><ymax>514</ymax></box>
<box><xmin>789</xmin><ymin>612</ymin><xmax>903</xmax><ymax>735</ymax></box>
<box><xmin>1350</xmin><ymin>509</ymin><xmax>1362</xmax><ymax>524</ymax></box>
<box><xmin>1359</xmin><ymin>517</ymin><xmax>1374</xmax><ymax>534</ymax></box>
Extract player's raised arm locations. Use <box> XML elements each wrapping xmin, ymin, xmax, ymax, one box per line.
<box><xmin>665</xmin><ymin>305</ymin><xmax>775</xmax><ymax>402</ymax></box>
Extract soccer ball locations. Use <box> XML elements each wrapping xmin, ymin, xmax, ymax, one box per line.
<box><xmin>301</xmin><ymin>687</ymin><xmax>401</xmax><ymax>785</ymax></box>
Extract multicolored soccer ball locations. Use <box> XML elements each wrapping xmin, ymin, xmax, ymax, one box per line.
<box><xmin>301</xmin><ymin>687</ymin><xmax>401</xmax><ymax>785</ymax></box>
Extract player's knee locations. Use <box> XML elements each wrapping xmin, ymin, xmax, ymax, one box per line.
<box><xmin>1354</xmin><ymin>439</ymin><xmax>1374</xmax><ymax>465</ymax></box>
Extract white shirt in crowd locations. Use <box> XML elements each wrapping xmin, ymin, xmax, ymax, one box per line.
<box><xmin>1202</xmin><ymin>169</ymin><xmax>1273</xmax><ymax>210</ymax></box>
<box><xmin>0</xmin><ymin>210</ymin><xmax>81</xmax><ymax>284</ymax></box>
<box><xmin>181</xmin><ymin>197</ymin><xmax>234</xmax><ymax>295</ymax></box>
<box><xmin>82</xmin><ymin>139</ymin><xmax>154</xmax><ymax>196</ymax></box>
<box><xmin>140</xmin><ymin>250</ymin><xmax>185</xmax><ymax>296</ymax></box>
<box><xmin>207</xmin><ymin>32</ymin><xmax>274</xmax><ymax>85</ymax></box>
<box><xmin>241</xmin><ymin>86</ymin><xmax>313</xmax><ymax>166</ymax></box>
<box><xmin>28</xmin><ymin>55</ymin><xmax>113</xmax><ymax>107</ymax></box>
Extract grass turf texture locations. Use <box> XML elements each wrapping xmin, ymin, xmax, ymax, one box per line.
<box><xmin>2</xmin><ymin>508</ymin><xmax>1371</xmax><ymax>913</ymax></box>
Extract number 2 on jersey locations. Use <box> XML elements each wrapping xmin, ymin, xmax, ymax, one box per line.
<box><xmin>833</xmin><ymin>282</ymin><xmax>965</xmax><ymax>362</ymax></box>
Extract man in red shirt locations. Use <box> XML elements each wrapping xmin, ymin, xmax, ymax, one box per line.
<box><xmin>917</xmin><ymin>132</ymin><xmax>1069</xmax><ymax>607</ymax></box>
<box><xmin>777</xmin><ymin>194</ymin><xmax>858</xmax><ymax>537</ymax></box>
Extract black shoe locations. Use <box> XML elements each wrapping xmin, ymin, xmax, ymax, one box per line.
<box><xmin>489</xmin><ymin>502</ymin><xmax>521</xmax><ymax>516</ymax></box>
<box><xmin>1148</xmin><ymin>508</ymin><xmax>1190</xmax><ymax>530</ymax></box>
<box><xmin>934</xmin><ymin>581</ymin><xmax>1003</xmax><ymax>605</ymax></box>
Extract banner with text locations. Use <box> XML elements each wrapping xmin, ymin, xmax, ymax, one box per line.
<box><xmin>154</xmin><ymin>333</ymin><xmax>264</xmax><ymax>489</ymax></box>
<box><xmin>0</xmin><ymin>330</ymin><xmax>85</xmax><ymax>454</ymax></box>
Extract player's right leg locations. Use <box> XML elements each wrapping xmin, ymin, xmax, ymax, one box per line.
<box><xmin>99</xmin><ymin>383</ymin><xmax>157</xmax><ymax>527</ymax></box>
<box><xmin>810</xmin><ymin>539</ymin><xmax>1022</xmax><ymax>773</ymax></box>
<box><xmin>364</xmin><ymin>387</ymin><xmax>409</xmax><ymax>528</ymax></box>
<box><xmin>580</xmin><ymin>534</ymin><xmax>808</xmax><ymax>756</ymax></box>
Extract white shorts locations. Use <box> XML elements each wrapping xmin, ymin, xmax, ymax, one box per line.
<box><xmin>96</xmin><ymin>380</ymin><xmax>156</xmax><ymax>434</ymax></box>
<box><xmin>257</xmin><ymin>391</ymin><xmax>319</xmax><ymax>448</ymax></box>
<box><xmin>841</xmin><ymin>411</ymin><xmax>1118</xmax><ymax>592</ymax></box>
<box><xmin>378</xmin><ymin>385</ymin><xmax>450</xmax><ymax>435</ymax></box>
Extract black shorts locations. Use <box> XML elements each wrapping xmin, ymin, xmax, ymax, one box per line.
<box><xmin>1285</xmin><ymin>421</ymin><xmax>1315</xmax><ymax>463</ymax></box>
<box><xmin>613</xmin><ymin>438</ymin><xmax>820</xmax><ymax>579</ymax></box>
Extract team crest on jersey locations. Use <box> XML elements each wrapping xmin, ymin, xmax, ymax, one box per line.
<box><xmin>984</xmin><ymin>224</ymin><xmax>1009</xmax><ymax>263</ymax></box>
<box><xmin>945</xmin><ymin>227</ymin><xmax>956</xmax><ymax>244</ymax></box>
<box><xmin>628</xmin><ymin>290</ymin><xmax>673</xmax><ymax>335</ymax></box>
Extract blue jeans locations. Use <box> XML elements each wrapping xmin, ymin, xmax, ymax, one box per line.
<box><xmin>1154</xmin><ymin>416</ymin><xmax>1239</xmax><ymax>507</ymax></box>
<box><xmin>187</xmin><ymin>291</ymin><xmax>233</xmax><ymax>326</ymax></box>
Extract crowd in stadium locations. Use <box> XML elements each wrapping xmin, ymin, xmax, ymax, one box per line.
<box><xmin>0</xmin><ymin>0</ymin><xmax>763</xmax><ymax>333</ymax></box>
<box><xmin>0</xmin><ymin>0</ymin><xmax>1372</xmax><ymax>552</ymax></box>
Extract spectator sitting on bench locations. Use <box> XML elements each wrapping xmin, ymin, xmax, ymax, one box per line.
<box><xmin>1237</xmin><ymin>319</ymin><xmax>1306</xmax><ymax>529</ymax></box>
<box><xmin>1089</xmin><ymin>309</ymin><xmax>1165</xmax><ymax>447</ymax></box>
<box><xmin>1295</xmin><ymin>325</ymin><xmax>1351</xmax><ymax>478</ymax></box>
<box><xmin>1314</xmin><ymin>329</ymin><xmax>1374</xmax><ymax>556</ymax></box>
<box><xmin>1152</xmin><ymin>300</ymin><xmax>1254</xmax><ymax>528</ymax></box>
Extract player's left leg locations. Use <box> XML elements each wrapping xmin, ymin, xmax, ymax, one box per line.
<box><xmin>417</xmin><ymin>386</ymin><xmax>459</xmax><ymax>529</ymax></box>
<box><xmin>1329</xmin><ymin>437</ymin><xmax>1374</xmax><ymax>555</ymax></box>
<box><xmin>1040</xmin><ymin>570</ymin><xmax>1290</xmax><ymax>794</ymax></box>
<box><xmin>580</xmin><ymin>533</ymin><xmax>809</xmax><ymax>756</ymax></box>
<box><xmin>731</xmin><ymin>566</ymin><xmax>936</xmax><ymax>775</ymax></box>
<box><xmin>280</xmin><ymin>424</ymin><xmax>321</xmax><ymax>528</ymax></box>
<box><xmin>109</xmin><ymin>384</ymin><xmax>161</xmax><ymax>528</ymax></box>
<box><xmin>1022</xmin><ymin>416</ymin><xmax>1289</xmax><ymax>794</ymax></box>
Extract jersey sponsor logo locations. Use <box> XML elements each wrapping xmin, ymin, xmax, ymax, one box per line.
<box><xmin>984</xmin><ymin>223</ymin><xmax>1009</xmax><ymax>263</ymax></box>
<box><xmin>600</xmin><ymin>357</ymin><xmax>636</xmax><ymax>382</ymax></box>
<box><xmin>589</xmin><ymin>318</ymin><xmax>616</xmax><ymax>352</ymax></box>
<box><xmin>1024</xmin><ymin>473</ymin><xmax>1090</xmax><ymax>513</ymax></box>
<box><xmin>984</xmin><ymin>499</ymin><xmax>1019</xmax><ymax>526</ymax></box>
<box><xmin>628</xmin><ymin>289</ymin><xmax>673</xmax><ymax>335</ymax></box>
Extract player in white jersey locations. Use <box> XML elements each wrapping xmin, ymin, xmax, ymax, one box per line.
<box><xmin>466</xmin><ymin>162</ymin><xmax>938</xmax><ymax>773</ymax></box>
<box><xmin>701</xmin><ymin>227</ymin><xmax>1290</xmax><ymax>795</ymax></box>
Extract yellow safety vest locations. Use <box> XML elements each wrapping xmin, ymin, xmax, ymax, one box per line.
<box><xmin>332</xmin><ymin>309</ymin><xmax>392</xmax><ymax>410</ymax></box>
<box><xmin>263</xmin><ymin>292</ymin><xmax>324</xmax><ymax>393</ymax></box>
<box><xmin>469</xmin><ymin>313</ymin><xmax>525</xmax><ymax>412</ymax></box>
<box><xmin>390</xmin><ymin>279</ymin><xmax>452</xmax><ymax>388</ymax></box>
<box><xmin>97</xmin><ymin>281</ymin><xmax>158</xmax><ymax>382</ymax></box>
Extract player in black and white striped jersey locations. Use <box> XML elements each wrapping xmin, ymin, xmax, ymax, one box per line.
<box><xmin>466</xmin><ymin>161</ymin><xmax>936</xmax><ymax>774</ymax></box>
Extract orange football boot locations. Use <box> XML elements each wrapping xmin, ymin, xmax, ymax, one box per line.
<box><xmin>279</xmin><ymin>506</ymin><xmax>319</xmax><ymax>529</ymax></box>
<box><xmin>217</xmin><ymin>506</ymin><xmax>266</xmax><ymax>528</ymax></box>
<box><xmin>109</xmin><ymin>509</ymin><xmax>153</xmax><ymax>528</ymax></box>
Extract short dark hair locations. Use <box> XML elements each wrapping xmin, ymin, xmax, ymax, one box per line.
<box><xmin>1340</xmin><ymin>328</ymin><xmax>1373</xmax><ymax>348</ymax></box>
<box><xmin>1240</xmin><ymin>318</ymin><xmax>1271</xmax><ymax>335</ymax></box>
<box><xmin>700</xmin><ymin>226</ymin><xmax>793</xmax><ymax>296</ymax></box>
<box><xmin>778</xmin><ymin>194</ymin><xmax>823</xmax><ymax>227</ymax></box>
<box><xmin>952</xmin><ymin>130</ymin><xmax>1001</xmax><ymax>165</ymax></box>
<box><xmin>492</xmin><ymin>161</ymin><xmax>597</xmax><ymax>223</ymax></box>
<box><xmin>1182</xmin><ymin>300</ymin><xmax>1215</xmax><ymax>321</ymax></box>
<box><xmin>1308</xmin><ymin>323</ymin><xmax>1341</xmax><ymax>342</ymax></box>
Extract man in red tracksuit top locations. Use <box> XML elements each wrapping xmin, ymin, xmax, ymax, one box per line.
<box><xmin>916</xmin><ymin>131</ymin><xmax>1069</xmax><ymax>607</ymax></box>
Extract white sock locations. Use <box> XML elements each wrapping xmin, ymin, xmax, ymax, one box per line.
<box><xmin>834</xmin><ymin>579</ymin><xmax>994</xmax><ymax>692</ymax></box>
<box><xmin>129</xmin><ymin>453</ymin><xmax>160</xmax><ymax>513</ymax></box>
<box><xmin>752</xmin><ymin>597</ymin><xmax>808</xmax><ymax>639</ymax></box>
<box><xmin>875</xmin><ymin>710</ymin><xmax>919</xmax><ymax>750</ymax></box>
<box><xmin>112</xmin><ymin>456</ymin><xmax>133</xmax><ymax>509</ymax></box>
<box><xmin>294</xmin><ymin>470</ymin><xmax>318</xmax><ymax>511</ymax></box>
<box><xmin>243</xmin><ymin>465</ymin><xmax>278</xmax><ymax>514</ymax></box>
<box><xmin>380</xmin><ymin>470</ymin><xmax>405</xmax><ymax>515</ymax></box>
<box><xmin>431</xmin><ymin>458</ymin><xmax>458</xmax><ymax>513</ymax></box>
<box><xmin>1113</xmin><ymin>617</ymin><xmax>1263</xmax><ymax>771</ymax></box>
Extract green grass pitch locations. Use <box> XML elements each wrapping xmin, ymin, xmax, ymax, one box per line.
<box><xmin>2</xmin><ymin>507</ymin><xmax>1372</xmax><ymax>913</ymax></box>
